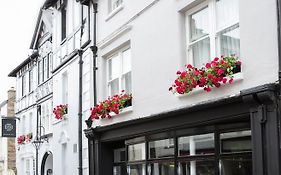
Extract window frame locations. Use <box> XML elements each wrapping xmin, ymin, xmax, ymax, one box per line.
<box><xmin>109</xmin><ymin>0</ymin><xmax>123</xmax><ymax>13</ymax></box>
<box><xmin>185</xmin><ymin>0</ymin><xmax>240</xmax><ymax>68</ymax></box>
<box><xmin>106</xmin><ymin>46</ymin><xmax>132</xmax><ymax>96</ymax></box>
<box><xmin>115</xmin><ymin>125</ymin><xmax>251</xmax><ymax>175</ymax></box>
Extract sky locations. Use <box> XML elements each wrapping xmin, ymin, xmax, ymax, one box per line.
<box><xmin>0</xmin><ymin>0</ymin><xmax>44</xmax><ymax>101</ymax></box>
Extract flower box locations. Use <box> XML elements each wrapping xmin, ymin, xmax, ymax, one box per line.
<box><xmin>90</xmin><ymin>91</ymin><xmax>132</xmax><ymax>120</ymax></box>
<box><xmin>53</xmin><ymin>104</ymin><xmax>68</xmax><ymax>120</ymax></box>
<box><xmin>169</xmin><ymin>56</ymin><xmax>242</xmax><ymax>95</ymax></box>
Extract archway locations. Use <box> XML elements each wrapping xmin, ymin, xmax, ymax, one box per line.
<box><xmin>40</xmin><ymin>151</ymin><xmax>53</xmax><ymax>175</ymax></box>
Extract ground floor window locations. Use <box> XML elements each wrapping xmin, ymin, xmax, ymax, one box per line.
<box><xmin>111</xmin><ymin>126</ymin><xmax>252</xmax><ymax>175</ymax></box>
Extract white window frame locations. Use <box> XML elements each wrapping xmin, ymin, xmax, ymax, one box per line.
<box><xmin>109</xmin><ymin>0</ymin><xmax>123</xmax><ymax>13</ymax></box>
<box><xmin>106</xmin><ymin>46</ymin><xmax>131</xmax><ymax>96</ymax></box>
<box><xmin>185</xmin><ymin>0</ymin><xmax>240</xmax><ymax>67</ymax></box>
<box><xmin>62</xmin><ymin>71</ymin><xmax>68</xmax><ymax>104</ymax></box>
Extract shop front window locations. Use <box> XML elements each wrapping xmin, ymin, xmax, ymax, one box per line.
<box><xmin>109</xmin><ymin>128</ymin><xmax>252</xmax><ymax>175</ymax></box>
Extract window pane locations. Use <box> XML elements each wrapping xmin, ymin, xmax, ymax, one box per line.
<box><xmin>216</xmin><ymin>0</ymin><xmax>239</xmax><ymax>30</ymax></box>
<box><xmin>192</xmin><ymin>38</ymin><xmax>210</xmax><ymax>68</ymax></box>
<box><xmin>220</xmin><ymin>130</ymin><xmax>251</xmax><ymax>153</ymax></box>
<box><xmin>127</xmin><ymin>164</ymin><xmax>145</xmax><ymax>175</ymax></box>
<box><xmin>108</xmin><ymin>55</ymin><xmax>120</xmax><ymax>81</ymax></box>
<box><xmin>114</xmin><ymin>148</ymin><xmax>126</xmax><ymax>163</ymax></box>
<box><xmin>190</xmin><ymin>7</ymin><xmax>209</xmax><ymax>41</ymax></box>
<box><xmin>219</xmin><ymin>26</ymin><xmax>240</xmax><ymax>57</ymax></box>
<box><xmin>220</xmin><ymin>154</ymin><xmax>252</xmax><ymax>175</ymax></box>
<box><xmin>178</xmin><ymin>160</ymin><xmax>215</xmax><ymax>175</ymax></box>
<box><xmin>109</xmin><ymin>78</ymin><xmax>119</xmax><ymax>96</ymax></box>
<box><xmin>122</xmin><ymin>49</ymin><xmax>131</xmax><ymax>74</ymax></box>
<box><xmin>149</xmin><ymin>138</ymin><xmax>174</xmax><ymax>159</ymax></box>
<box><xmin>112</xmin><ymin>0</ymin><xmax>123</xmax><ymax>11</ymax></box>
<box><xmin>123</xmin><ymin>72</ymin><xmax>132</xmax><ymax>94</ymax></box>
<box><xmin>128</xmin><ymin>143</ymin><xmax>146</xmax><ymax>161</ymax></box>
<box><xmin>114</xmin><ymin>165</ymin><xmax>127</xmax><ymax>175</ymax></box>
<box><xmin>178</xmin><ymin>133</ymin><xmax>214</xmax><ymax>157</ymax></box>
<box><xmin>148</xmin><ymin>162</ymin><xmax>175</xmax><ymax>175</ymax></box>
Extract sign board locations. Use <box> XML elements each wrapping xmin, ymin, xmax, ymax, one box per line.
<box><xmin>2</xmin><ymin>118</ymin><xmax>16</xmax><ymax>137</ymax></box>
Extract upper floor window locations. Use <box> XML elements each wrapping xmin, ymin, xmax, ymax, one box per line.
<box><xmin>110</xmin><ymin>0</ymin><xmax>123</xmax><ymax>12</ymax></box>
<box><xmin>29</xmin><ymin>69</ymin><xmax>33</xmax><ymax>92</ymax></box>
<box><xmin>186</xmin><ymin>0</ymin><xmax>240</xmax><ymax>68</ymax></box>
<box><xmin>107</xmin><ymin>47</ymin><xmax>132</xmax><ymax>96</ymax></box>
<box><xmin>38</xmin><ymin>54</ymin><xmax>52</xmax><ymax>85</ymax></box>
<box><xmin>62</xmin><ymin>72</ymin><xmax>68</xmax><ymax>104</ymax></box>
<box><xmin>58</xmin><ymin>0</ymin><xmax>67</xmax><ymax>42</ymax></box>
<box><xmin>22</xmin><ymin>75</ymin><xmax>26</xmax><ymax>96</ymax></box>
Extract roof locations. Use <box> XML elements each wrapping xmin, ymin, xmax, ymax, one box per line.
<box><xmin>8</xmin><ymin>51</ymin><xmax>39</xmax><ymax>77</ymax></box>
<box><xmin>43</xmin><ymin>0</ymin><xmax>58</xmax><ymax>9</ymax></box>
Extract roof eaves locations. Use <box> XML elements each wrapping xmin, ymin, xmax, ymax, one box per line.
<box><xmin>8</xmin><ymin>51</ymin><xmax>39</xmax><ymax>77</ymax></box>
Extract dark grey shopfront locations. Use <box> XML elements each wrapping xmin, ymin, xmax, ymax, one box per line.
<box><xmin>85</xmin><ymin>84</ymin><xmax>281</xmax><ymax>175</ymax></box>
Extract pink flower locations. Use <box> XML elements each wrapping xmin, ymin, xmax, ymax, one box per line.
<box><xmin>229</xmin><ymin>78</ymin><xmax>234</xmax><ymax>84</ymax></box>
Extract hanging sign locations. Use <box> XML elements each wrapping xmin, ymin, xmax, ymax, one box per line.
<box><xmin>2</xmin><ymin>118</ymin><xmax>16</xmax><ymax>137</ymax></box>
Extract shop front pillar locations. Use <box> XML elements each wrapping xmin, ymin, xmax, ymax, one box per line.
<box><xmin>242</xmin><ymin>84</ymin><xmax>281</xmax><ymax>175</ymax></box>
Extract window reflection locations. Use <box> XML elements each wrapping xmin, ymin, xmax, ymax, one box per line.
<box><xmin>149</xmin><ymin>139</ymin><xmax>174</xmax><ymax>159</ymax></box>
<box><xmin>178</xmin><ymin>160</ymin><xmax>215</xmax><ymax>175</ymax></box>
<box><xmin>127</xmin><ymin>164</ymin><xmax>146</xmax><ymax>175</ymax></box>
<box><xmin>128</xmin><ymin>143</ymin><xmax>146</xmax><ymax>161</ymax></box>
<box><xmin>178</xmin><ymin>133</ymin><xmax>214</xmax><ymax>156</ymax></box>
<box><xmin>148</xmin><ymin>162</ymin><xmax>175</xmax><ymax>175</ymax></box>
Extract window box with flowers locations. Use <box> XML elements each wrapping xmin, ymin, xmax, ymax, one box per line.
<box><xmin>53</xmin><ymin>104</ymin><xmax>68</xmax><ymax>120</ymax></box>
<box><xmin>17</xmin><ymin>132</ymin><xmax>33</xmax><ymax>145</ymax></box>
<box><xmin>90</xmin><ymin>91</ymin><xmax>132</xmax><ymax>120</ymax></box>
<box><xmin>169</xmin><ymin>56</ymin><xmax>241</xmax><ymax>95</ymax></box>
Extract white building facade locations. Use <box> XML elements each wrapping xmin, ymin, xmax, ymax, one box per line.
<box><xmin>9</xmin><ymin>0</ymin><xmax>281</xmax><ymax>175</ymax></box>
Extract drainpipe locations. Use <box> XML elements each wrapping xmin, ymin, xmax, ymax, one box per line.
<box><xmin>277</xmin><ymin>0</ymin><xmax>281</xmax><ymax>85</ymax></box>
<box><xmin>78</xmin><ymin>4</ymin><xmax>85</xmax><ymax>175</ymax></box>
<box><xmin>85</xmin><ymin>1</ymin><xmax>98</xmax><ymax>175</ymax></box>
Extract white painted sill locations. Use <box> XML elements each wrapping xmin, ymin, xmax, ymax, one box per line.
<box><xmin>52</xmin><ymin>114</ymin><xmax>68</xmax><ymax>125</ymax></box>
<box><xmin>105</xmin><ymin>5</ymin><xmax>124</xmax><ymax>22</ymax></box>
<box><xmin>176</xmin><ymin>72</ymin><xmax>244</xmax><ymax>98</ymax></box>
<box><xmin>110</xmin><ymin>106</ymin><xmax>133</xmax><ymax>117</ymax></box>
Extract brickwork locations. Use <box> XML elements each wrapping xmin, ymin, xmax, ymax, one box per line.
<box><xmin>7</xmin><ymin>88</ymin><xmax>16</xmax><ymax>175</ymax></box>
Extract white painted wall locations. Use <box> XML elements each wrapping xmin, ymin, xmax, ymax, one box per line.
<box><xmin>89</xmin><ymin>0</ymin><xmax>279</xmax><ymax>127</ymax></box>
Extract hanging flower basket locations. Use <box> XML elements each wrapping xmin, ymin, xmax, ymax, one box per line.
<box><xmin>169</xmin><ymin>56</ymin><xmax>241</xmax><ymax>95</ymax></box>
<box><xmin>90</xmin><ymin>90</ymin><xmax>132</xmax><ymax>120</ymax></box>
<box><xmin>53</xmin><ymin>104</ymin><xmax>68</xmax><ymax>120</ymax></box>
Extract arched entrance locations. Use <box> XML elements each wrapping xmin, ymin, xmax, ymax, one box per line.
<box><xmin>41</xmin><ymin>151</ymin><xmax>53</xmax><ymax>175</ymax></box>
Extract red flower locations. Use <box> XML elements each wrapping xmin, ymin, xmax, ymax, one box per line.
<box><xmin>187</xmin><ymin>64</ymin><xmax>193</xmax><ymax>69</ymax></box>
<box><xmin>204</xmin><ymin>87</ymin><xmax>212</xmax><ymax>92</ymax></box>
<box><xmin>214</xmin><ymin>57</ymin><xmax>219</xmax><ymax>61</ymax></box>
<box><xmin>229</xmin><ymin>78</ymin><xmax>234</xmax><ymax>84</ymax></box>
<box><xmin>206</xmin><ymin>63</ymin><xmax>211</xmax><ymax>68</ymax></box>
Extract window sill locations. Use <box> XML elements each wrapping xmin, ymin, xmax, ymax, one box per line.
<box><xmin>111</xmin><ymin>106</ymin><xmax>133</xmax><ymax>117</ymax></box>
<box><xmin>105</xmin><ymin>5</ymin><xmax>124</xmax><ymax>22</ymax></box>
<box><xmin>176</xmin><ymin>72</ymin><xmax>244</xmax><ymax>98</ymax></box>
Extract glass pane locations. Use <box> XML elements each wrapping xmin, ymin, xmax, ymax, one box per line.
<box><xmin>190</xmin><ymin>7</ymin><xmax>209</xmax><ymax>41</ymax></box>
<box><xmin>114</xmin><ymin>165</ymin><xmax>127</xmax><ymax>175</ymax></box>
<box><xmin>127</xmin><ymin>164</ymin><xmax>146</xmax><ymax>175</ymax></box>
<box><xmin>178</xmin><ymin>160</ymin><xmax>215</xmax><ymax>175</ymax></box>
<box><xmin>109</xmin><ymin>79</ymin><xmax>119</xmax><ymax>96</ymax></box>
<box><xmin>178</xmin><ymin>133</ymin><xmax>214</xmax><ymax>157</ymax></box>
<box><xmin>149</xmin><ymin>138</ymin><xmax>174</xmax><ymax>159</ymax></box>
<box><xmin>108</xmin><ymin>55</ymin><xmax>120</xmax><ymax>81</ymax></box>
<box><xmin>114</xmin><ymin>148</ymin><xmax>126</xmax><ymax>163</ymax></box>
<box><xmin>192</xmin><ymin>38</ymin><xmax>210</xmax><ymax>68</ymax></box>
<box><xmin>122</xmin><ymin>49</ymin><xmax>131</xmax><ymax>74</ymax></box>
<box><xmin>216</xmin><ymin>0</ymin><xmax>239</xmax><ymax>30</ymax></box>
<box><xmin>148</xmin><ymin>162</ymin><xmax>175</xmax><ymax>175</ymax></box>
<box><xmin>128</xmin><ymin>143</ymin><xmax>146</xmax><ymax>161</ymax></box>
<box><xmin>112</xmin><ymin>0</ymin><xmax>123</xmax><ymax>11</ymax></box>
<box><xmin>220</xmin><ymin>130</ymin><xmax>251</xmax><ymax>153</ymax></box>
<box><xmin>220</xmin><ymin>154</ymin><xmax>252</xmax><ymax>175</ymax></box>
<box><xmin>123</xmin><ymin>72</ymin><xmax>132</xmax><ymax>94</ymax></box>
<box><xmin>219</xmin><ymin>26</ymin><xmax>240</xmax><ymax>58</ymax></box>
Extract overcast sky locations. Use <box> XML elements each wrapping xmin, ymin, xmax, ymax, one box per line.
<box><xmin>0</xmin><ymin>0</ymin><xmax>44</xmax><ymax>101</ymax></box>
